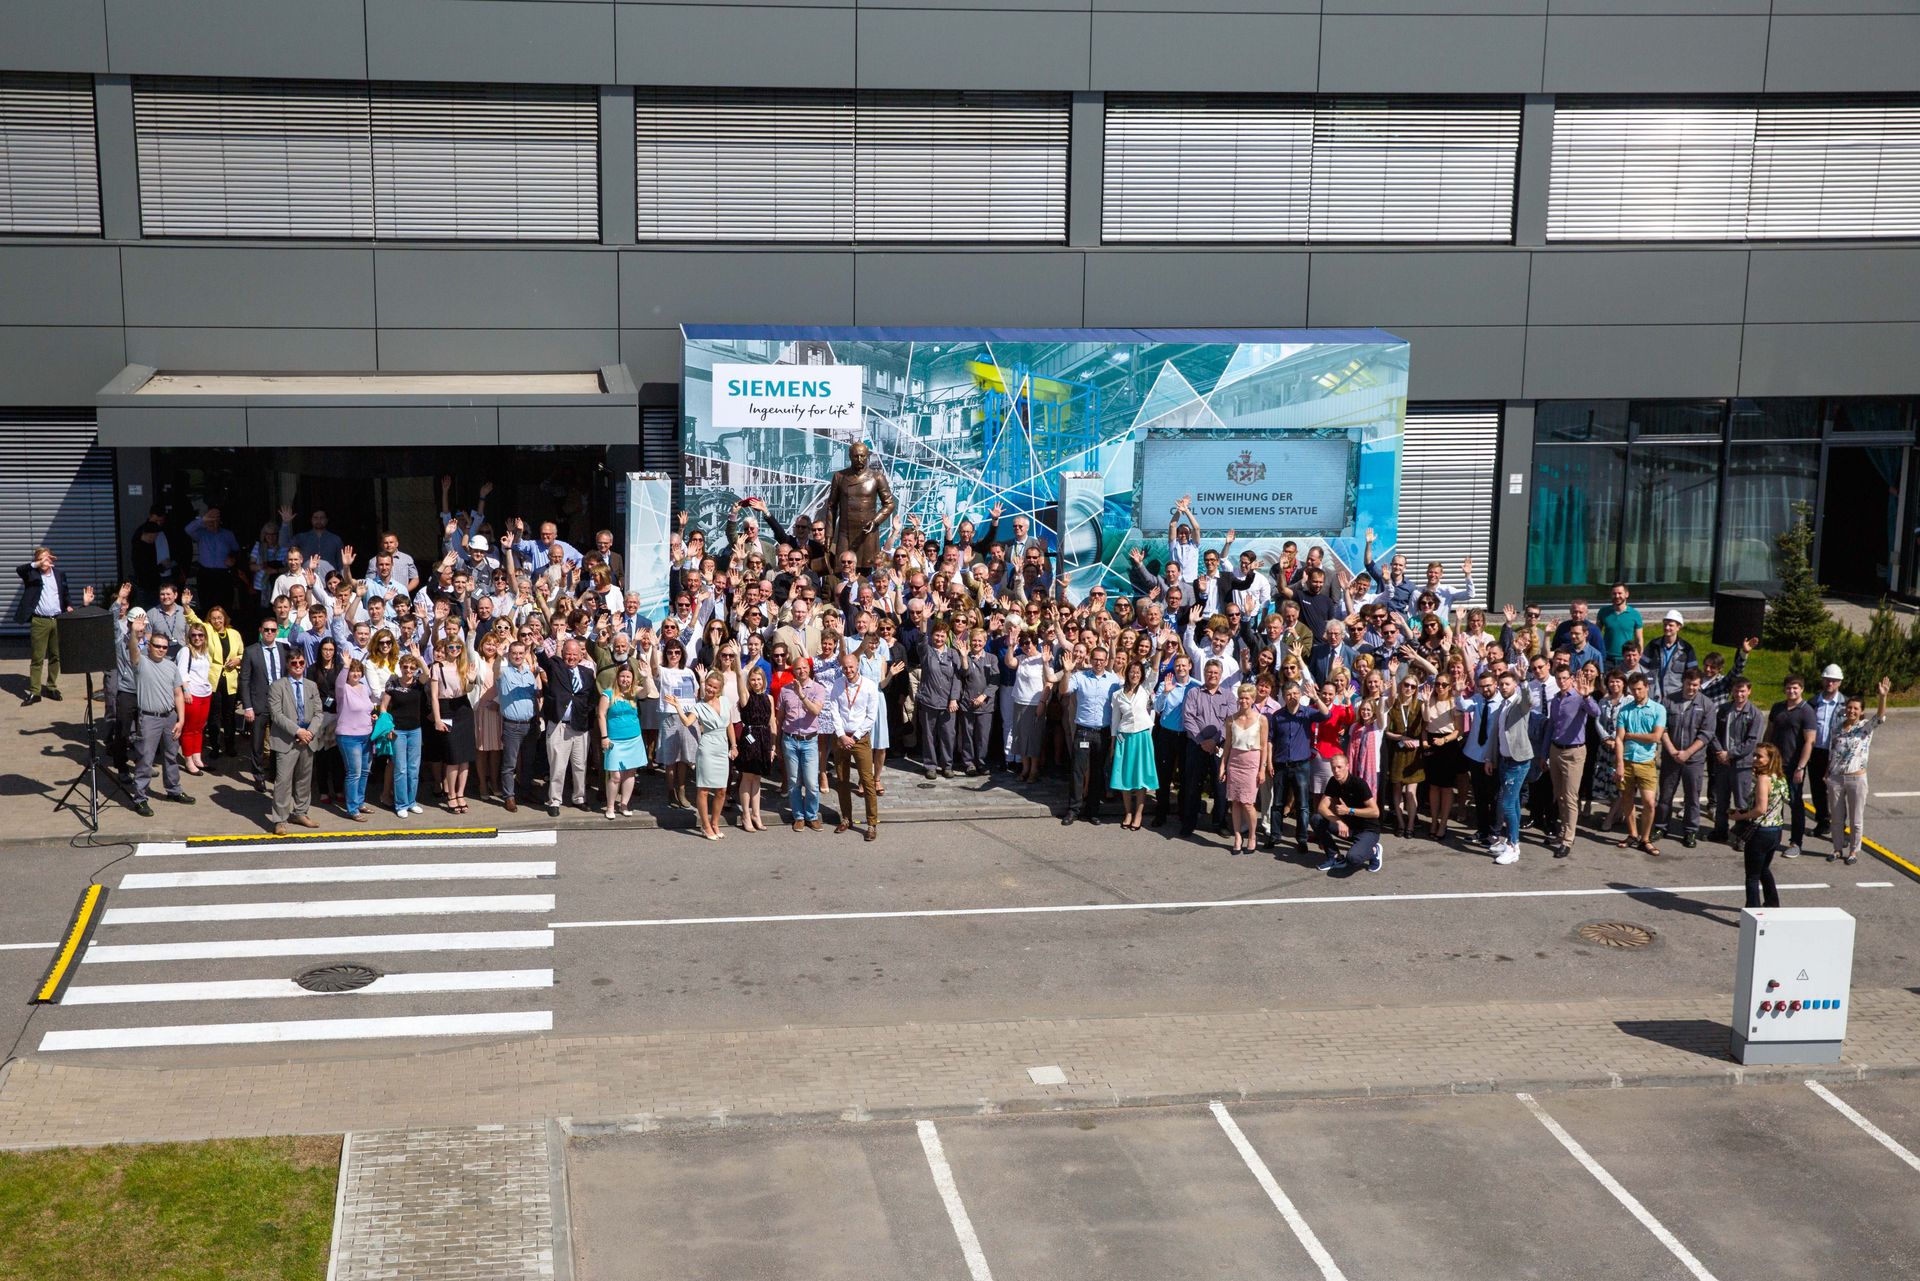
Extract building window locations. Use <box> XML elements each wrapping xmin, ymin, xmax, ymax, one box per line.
<box><xmin>1399</xmin><ymin>405</ymin><xmax>1499</xmax><ymax>606</ymax></box>
<box><xmin>1549</xmin><ymin>97</ymin><xmax>1920</xmax><ymax>242</ymax></box>
<box><xmin>0</xmin><ymin>72</ymin><xmax>101</xmax><ymax>235</ymax></box>
<box><xmin>1102</xmin><ymin>95</ymin><xmax>1520</xmax><ymax>243</ymax></box>
<box><xmin>133</xmin><ymin>77</ymin><xmax>598</xmax><ymax>240</ymax></box>
<box><xmin>635</xmin><ymin>89</ymin><xmax>1069</xmax><ymax>243</ymax></box>
<box><xmin>1719</xmin><ymin>443</ymin><xmax>1818</xmax><ymax>589</ymax></box>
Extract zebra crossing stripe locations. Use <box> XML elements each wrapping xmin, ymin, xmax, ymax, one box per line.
<box><xmin>135</xmin><ymin>831</ymin><xmax>559</xmax><ymax>857</ymax></box>
<box><xmin>81</xmin><ymin>929</ymin><xmax>555</xmax><ymax>964</ymax></box>
<box><xmin>120</xmin><ymin>862</ymin><xmax>557</xmax><ymax>889</ymax></box>
<box><xmin>99</xmin><ymin>895</ymin><xmax>556</xmax><ymax>925</ymax></box>
<box><xmin>60</xmin><ymin>969</ymin><xmax>555</xmax><ymax>1005</ymax></box>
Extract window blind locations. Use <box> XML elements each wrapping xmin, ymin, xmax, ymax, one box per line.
<box><xmin>1102</xmin><ymin>95</ymin><xmax>1518</xmax><ymax>243</ymax></box>
<box><xmin>134</xmin><ymin>77</ymin><xmax>596</xmax><ymax>240</ymax></box>
<box><xmin>0</xmin><ymin>72</ymin><xmax>102</xmax><ymax>235</ymax></box>
<box><xmin>0</xmin><ymin>411</ymin><xmax>116</xmax><ymax>635</ymax></box>
<box><xmin>1398</xmin><ymin>404</ymin><xmax>1498</xmax><ymax>605</ymax></box>
<box><xmin>634</xmin><ymin>89</ymin><xmax>1068</xmax><ymax>242</ymax></box>
<box><xmin>1749</xmin><ymin>101</ymin><xmax>1920</xmax><ymax>239</ymax></box>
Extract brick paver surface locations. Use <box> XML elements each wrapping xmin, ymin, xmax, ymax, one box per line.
<box><xmin>334</xmin><ymin>1123</ymin><xmax>559</xmax><ymax>1281</ymax></box>
<box><xmin>4</xmin><ymin>987</ymin><xmax>1919</xmax><ymax>1150</ymax></box>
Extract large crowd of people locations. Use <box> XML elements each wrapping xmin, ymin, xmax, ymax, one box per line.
<box><xmin>17</xmin><ymin>481</ymin><xmax>1896</xmax><ymax>899</ymax></box>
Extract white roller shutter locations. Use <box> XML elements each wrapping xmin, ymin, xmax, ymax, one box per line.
<box><xmin>1398</xmin><ymin>405</ymin><xmax>1497</xmax><ymax>606</ymax></box>
<box><xmin>371</xmin><ymin>82</ymin><xmax>597</xmax><ymax>240</ymax></box>
<box><xmin>0</xmin><ymin>72</ymin><xmax>102</xmax><ymax>235</ymax></box>
<box><xmin>0</xmin><ymin>412</ymin><xmax>117</xmax><ymax>635</ymax></box>
<box><xmin>1102</xmin><ymin>95</ymin><xmax>1518</xmax><ymax>243</ymax></box>
<box><xmin>853</xmin><ymin>92</ymin><xmax>1068</xmax><ymax>242</ymax></box>
<box><xmin>1549</xmin><ymin>100</ymin><xmax>1756</xmax><ymax>241</ymax></box>
<box><xmin>636</xmin><ymin>89</ymin><xmax>852</xmax><ymax>241</ymax></box>
<box><xmin>1102</xmin><ymin>95</ymin><xmax>1313</xmax><ymax>242</ymax></box>
<box><xmin>1749</xmin><ymin>100</ymin><xmax>1920</xmax><ymax>239</ymax></box>
<box><xmin>135</xmin><ymin>77</ymin><xmax>374</xmax><ymax>238</ymax></box>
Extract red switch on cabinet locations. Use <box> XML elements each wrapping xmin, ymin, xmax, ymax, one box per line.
<box><xmin>1788</xmin><ymin>1000</ymin><xmax>1802</xmax><ymax>1013</ymax></box>
<box><xmin>1758</xmin><ymin>1001</ymin><xmax>1772</xmax><ymax>1014</ymax></box>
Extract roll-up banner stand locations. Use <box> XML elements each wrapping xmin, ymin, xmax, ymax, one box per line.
<box><xmin>1058</xmin><ymin>472</ymin><xmax>1106</xmax><ymax>604</ymax></box>
<box><xmin>624</xmin><ymin>471</ymin><xmax>673</xmax><ymax>625</ymax></box>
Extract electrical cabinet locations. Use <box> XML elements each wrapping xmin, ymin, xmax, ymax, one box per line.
<box><xmin>1733</xmin><ymin>907</ymin><xmax>1855</xmax><ymax>1065</ymax></box>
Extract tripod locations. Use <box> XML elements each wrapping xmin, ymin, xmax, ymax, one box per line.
<box><xmin>52</xmin><ymin>673</ymin><xmax>104</xmax><ymax>833</ymax></box>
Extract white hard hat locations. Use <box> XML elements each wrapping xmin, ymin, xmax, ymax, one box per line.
<box><xmin>468</xmin><ymin>535</ymin><xmax>489</xmax><ymax>552</ymax></box>
<box><xmin>1663</xmin><ymin>609</ymin><xmax>1685</xmax><ymax>624</ymax></box>
<box><xmin>1821</xmin><ymin>663</ymin><xmax>1844</xmax><ymax>681</ymax></box>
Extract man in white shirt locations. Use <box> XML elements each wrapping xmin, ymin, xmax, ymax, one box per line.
<box><xmin>824</xmin><ymin>649</ymin><xmax>880</xmax><ymax>840</ymax></box>
<box><xmin>1421</xmin><ymin>556</ymin><xmax>1476</xmax><ymax>617</ymax></box>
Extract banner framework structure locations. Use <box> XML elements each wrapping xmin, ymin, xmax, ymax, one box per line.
<box><xmin>681</xmin><ymin>326</ymin><xmax>1408</xmax><ymax>599</ymax></box>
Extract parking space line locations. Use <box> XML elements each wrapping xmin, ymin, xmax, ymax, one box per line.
<box><xmin>916</xmin><ymin>1120</ymin><xmax>995</xmax><ymax>1281</ymax></box>
<box><xmin>1210</xmin><ymin>1101</ymin><xmax>1349</xmax><ymax>1281</ymax></box>
<box><xmin>1805</xmin><ymin>1081</ymin><xmax>1920</xmax><ymax>1174</ymax></box>
<box><xmin>1516</xmin><ymin>1093</ymin><xmax>1718</xmax><ymax>1281</ymax></box>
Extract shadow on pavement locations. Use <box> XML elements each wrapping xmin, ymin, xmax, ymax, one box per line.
<box><xmin>1614</xmin><ymin>1017</ymin><xmax>1733</xmax><ymax>1061</ymax></box>
<box><xmin>1610</xmin><ymin>881</ymin><xmax>1742</xmax><ymax>929</ymax></box>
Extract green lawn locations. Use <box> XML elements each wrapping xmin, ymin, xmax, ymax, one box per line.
<box><xmin>0</xmin><ymin>1135</ymin><xmax>339</xmax><ymax>1281</ymax></box>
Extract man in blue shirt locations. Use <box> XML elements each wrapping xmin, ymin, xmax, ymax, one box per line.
<box><xmin>1267</xmin><ymin>680</ymin><xmax>1327</xmax><ymax>857</ymax></box>
<box><xmin>1062</xmin><ymin>646</ymin><xmax>1122</xmax><ymax>826</ymax></box>
<box><xmin>1616</xmin><ymin>671</ymin><xmax>1669</xmax><ymax>855</ymax></box>
<box><xmin>1151</xmin><ymin>653</ymin><xmax>1198</xmax><ymax>828</ymax></box>
<box><xmin>1558</xmin><ymin>619</ymin><xmax>1605</xmax><ymax>675</ymax></box>
<box><xmin>496</xmin><ymin>640</ymin><xmax>543</xmax><ymax>813</ymax></box>
<box><xmin>183</xmin><ymin>507</ymin><xmax>241</xmax><ymax>614</ymax></box>
<box><xmin>1461</xmin><ymin>670</ymin><xmax>1505</xmax><ymax>845</ymax></box>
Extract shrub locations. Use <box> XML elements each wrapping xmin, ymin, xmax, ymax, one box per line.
<box><xmin>1791</xmin><ymin>605</ymin><xmax>1920</xmax><ymax>696</ymax></box>
<box><xmin>1763</xmin><ymin>501</ymin><xmax>1831</xmax><ymax>652</ymax></box>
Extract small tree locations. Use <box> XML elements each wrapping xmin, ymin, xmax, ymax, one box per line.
<box><xmin>1764</xmin><ymin>501</ymin><xmax>1830</xmax><ymax>652</ymax></box>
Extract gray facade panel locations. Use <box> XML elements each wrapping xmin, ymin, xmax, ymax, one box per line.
<box><xmin>125</xmin><ymin>327</ymin><xmax>378</xmax><ymax>371</ymax></box>
<box><xmin>853</xmin><ymin>252</ymin><xmax>1086</xmax><ymax>326</ymax></box>
<box><xmin>1744</xmin><ymin>248</ymin><xmax>1920</xmax><ymax>324</ymax></box>
<box><xmin>1093</xmin><ymin>0</ymin><xmax>1316</xmax><ymax>10</ymax></box>
<box><xmin>0</xmin><ymin>0</ymin><xmax>108</xmax><ymax>72</ymax></box>
<box><xmin>121</xmin><ymin>248</ymin><xmax>376</xmax><ymax>329</ymax></box>
<box><xmin>103</xmin><ymin>0</ymin><xmax>368</xmax><ymax>78</ymax></box>
<box><xmin>1738</xmin><ymin>323</ymin><xmax>1920</xmax><ymax>396</ymax></box>
<box><xmin>377</xmin><ymin>328</ymin><xmax>620</xmax><ymax>370</ymax></box>
<box><xmin>1090</xmin><ymin>13</ymin><xmax>1320</xmax><ymax>92</ymax></box>
<box><xmin>365</xmin><ymin>0</ymin><xmax>618</xmax><ymax>84</ymax></box>
<box><xmin>1082</xmin><ymin>251</ymin><xmax>1308</xmax><ymax>326</ymax></box>
<box><xmin>620</xmin><ymin>328</ymin><xmax>685</xmax><ymax>385</ymax></box>
<box><xmin>1543</xmin><ymin>16</ymin><xmax>1768</xmax><ymax>92</ymax></box>
<box><xmin>621</xmin><ymin>251</ymin><xmax>855</xmax><ymax>326</ymax></box>
<box><xmin>500</xmin><ymin>404</ymin><xmax>639</xmax><ymax>445</ymax></box>
<box><xmin>1527</xmin><ymin>249</ymin><xmax>1749</xmax><ymax>325</ymax></box>
<box><xmin>1317</xmin><ymin>15</ymin><xmax>1546</xmax><ymax>92</ymax></box>
<box><xmin>1326</xmin><ymin>0</ymin><xmax>1542</xmax><ymax>11</ymax></box>
<box><xmin>1550</xmin><ymin>0</ymin><xmax>1767</xmax><ymax>12</ymax></box>
<box><xmin>0</xmin><ymin>247</ymin><xmax>123</xmax><ymax>327</ymax></box>
<box><xmin>1307</xmin><ymin>251</ymin><xmax>1531</xmax><ymax>327</ymax></box>
<box><xmin>856</xmin><ymin>9</ymin><xmax>1091</xmax><ymax>90</ymax></box>
<box><xmin>94</xmin><ymin>76</ymin><xmax>142</xmax><ymax>241</ymax></box>
<box><xmin>1398</xmin><ymin>326</ymin><xmax>1526</xmax><ymax>400</ymax></box>
<box><xmin>1523</xmin><ymin>323</ymin><xmax>1744</xmax><ymax>399</ymax></box>
<box><xmin>0</xmin><ymin>327</ymin><xmax>125</xmax><ymax>404</ymax></box>
<box><xmin>616</xmin><ymin>4</ymin><xmax>857</xmax><ymax>87</ymax></box>
<box><xmin>99</xmin><ymin>405</ymin><xmax>245</xmax><ymax>447</ymax></box>
<box><xmin>247</xmin><ymin>405</ymin><xmax>500</xmax><ymax>447</ymax></box>
<box><xmin>1765</xmin><ymin>16</ymin><xmax>1920</xmax><ymax>92</ymax></box>
<box><xmin>1771</xmin><ymin>0</ymin><xmax>1920</xmax><ymax>11</ymax></box>
<box><xmin>373</xmin><ymin>250</ymin><xmax>617</xmax><ymax>329</ymax></box>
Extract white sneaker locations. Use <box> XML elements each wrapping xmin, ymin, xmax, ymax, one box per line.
<box><xmin>1781</xmin><ymin>844</ymin><xmax>1801</xmax><ymax>859</ymax></box>
<box><xmin>1494</xmin><ymin>844</ymin><xmax>1520</xmax><ymax>865</ymax></box>
<box><xmin>409</xmin><ymin>804</ymin><xmax>425</xmax><ymax>816</ymax></box>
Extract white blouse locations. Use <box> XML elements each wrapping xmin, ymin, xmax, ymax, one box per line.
<box><xmin>1110</xmin><ymin>685</ymin><xmax>1155</xmax><ymax>735</ymax></box>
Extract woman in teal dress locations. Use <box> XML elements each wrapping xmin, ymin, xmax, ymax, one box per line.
<box><xmin>666</xmin><ymin>670</ymin><xmax>735</xmax><ymax>840</ymax></box>
<box><xmin>598</xmin><ymin>665</ymin><xmax>648</xmax><ymax>820</ymax></box>
<box><xmin>1107</xmin><ymin>659</ymin><xmax>1160</xmax><ymax>830</ymax></box>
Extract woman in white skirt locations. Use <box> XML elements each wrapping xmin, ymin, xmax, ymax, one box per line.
<box><xmin>653</xmin><ymin>636</ymin><xmax>700</xmax><ymax>808</ymax></box>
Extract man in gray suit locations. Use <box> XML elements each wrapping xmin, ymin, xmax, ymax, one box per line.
<box><xmin>266</xmin><ymin>650</ymin><xmax>321</xmax><ymax>834</ymax></box>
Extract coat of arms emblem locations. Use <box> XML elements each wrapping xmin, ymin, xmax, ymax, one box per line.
<box><xmin>1226</xmin><ymin>450</ymin><xmax>1266</xmax><ymax>485</ymax></box>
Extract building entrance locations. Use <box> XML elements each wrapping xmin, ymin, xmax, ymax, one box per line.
<box><xmin>1818</xmin><ymin>445</ymin><xmax>1906</xmax><ymax>598</ymax></box>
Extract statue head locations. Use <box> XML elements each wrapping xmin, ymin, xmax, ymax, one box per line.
<box><xmin>848</xmin><ymin>442</ymin><xmax>872</xmax><ymax>470</ymax></box>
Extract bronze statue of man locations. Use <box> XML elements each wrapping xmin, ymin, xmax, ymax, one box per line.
<box><xmin>824</xmin><ymin>442</ymin><xmax>896</xmax><ymax>569</ymax></box>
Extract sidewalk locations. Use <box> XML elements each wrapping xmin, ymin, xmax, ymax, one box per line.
<box><xmin>5</xmin><ymin>987</ymin><xmax>1919</xmax><ymax>1150</ymax></box>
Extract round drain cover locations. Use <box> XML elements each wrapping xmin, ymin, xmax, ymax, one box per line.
<box><xmin>1577</xmin><ymin>921</ymin><xmax>1656</xmax><ymax>949</ymax></box>
<box><xmin>295</xmin><ymin>963</ymin><xmax>382</xmax><ymax>992</ymax></box>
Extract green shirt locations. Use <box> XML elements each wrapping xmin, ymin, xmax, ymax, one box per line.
<box><xmin>1595</xmin><ymin>604</ymin><xmax>1643</xmax><ymax>661</ymax></box>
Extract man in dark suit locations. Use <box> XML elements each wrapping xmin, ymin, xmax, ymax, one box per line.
<box><xmin>539</xmin><ymin>637</ymin><xmax>598</xmax><ymax>817</ymax></box>
<box><xmin>15</xmin><ymin>547</ymin><xmax>87</xmax><ymax>706</ymax></box>
<box><xmin>266</xmin><ymin>650</ymin><xmax>322</xmax><ymax>834</ymax></box>
<box><xmin>239</xmin><ymin>617</ymin><xmax>292</xmax><ymax>790</ymax></box>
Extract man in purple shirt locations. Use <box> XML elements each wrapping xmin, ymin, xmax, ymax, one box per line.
<box><xmin>1544</xmin><ymin>666</ymin><xmax>1604</xmax><ymax>858</ymax></box>
<box><xmin>1180</xmin><ymin>658</ymin><xmax>1239</xmax><ymax>837</ymax></box>
<box><xmin>777</xmin><ymin>657</ymin><xmax>829</xmax><ymax>831</ymax></box>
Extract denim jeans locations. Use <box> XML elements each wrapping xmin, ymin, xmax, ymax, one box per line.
<box><xmin>392</xmin><ymin>727</ymin><xmax>423</xmax><ymax>812</ymax></box>
<box><xmin>339</xmin><ymin>733</ymin><xmax>372</xmax><ymax>814</ymax></box>
<box><xmin>1271</xmin><ymin>757</ymin><xmax>1313</xmax><ymax>849</ymax></box>
<box><xmin>1497</xmin><ymin>758</ymin><xmax>1532</xmax><ymax>845</ymax></box>
<box><xmin>783</xmin><ymin>733</ymin><xmax>821</xmax><ymax>822</ymax></box>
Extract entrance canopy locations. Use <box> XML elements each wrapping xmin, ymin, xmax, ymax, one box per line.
<box><xmin>96</xmin><ymin>364</ymin><xmax>639</xmax><ymax>447</ymax></box>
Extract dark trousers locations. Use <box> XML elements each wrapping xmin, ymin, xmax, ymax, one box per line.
<box><xmin>501</xmin><ymin>718</ymin><xmax>535</xmax><ymax>800</ymax></box>
<box><xmin>109</xmin><ymin>681</ymin><xmax>137</xmax><ymax>773</ymax></box>
<box><xmin>919</xmin><ymin>705</ymin><xmax>956</xmax><ymax>770</ymax></box>
<box><xmin>1180</xmin><ymin>740</ymin><xmax>1227</xmax><ymax>832</ymax></box>
<box><xmin>1152</xmin><ymin>725</ymin><xmax>1185</xmax><ymax>820</ymax></box>
<box><xmin>1311</xmin><ymin>814</ymin><xmax>1380</xmax><ymax>867</ymax></box>
<box><xmin>958</xmin><ymin>703</ymin><xmax>995</xmax><ymax>770</ymax></box>
<box><xmin>1467</xmin><ymin>758</ymin><xmax>1499</xmax><ymax>837</ymax></box>
<box><xmin>1272</xmin><ymin>757</ymin><xmax>1313</xmax><ymax>849</ymax></box>
<box><xmin>1744</xmin><ymin>825</ymin><xmax>1783</xmax><ymax>908</ymax></box>
<box><xmin>1786</xmin><ymin>776</ymin><xmax>1808</xmax><ymax>846</ymax></box>
<box><xmin>1808</xmin><ymin>747</ymin><xmax>1831</xmax><ymax>829</ymax></box>
<box><xmin>207</xmin><ymin>685</ymin><xmax>239</xmax><ymax>757</ymax></box>
<box><xmin>1657</xmin><ymin>755</ymin><xmax>1707</xmax><ymax>833</ymax></box>
<box><xmin>1710</xmin><ymin>762</ymin><xmax>1754</xmax><ymax>838</ymax></box>
<box><xmin>1070</xmin><ymin>727</ymin><xmax>1111</xmax><ymax>818</ymax></box>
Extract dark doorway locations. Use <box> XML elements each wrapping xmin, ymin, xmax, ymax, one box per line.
<box><xmin>1819</xmin><ymin>446</ymin><xmax>1905</xmax><ymax>597</ymax></box>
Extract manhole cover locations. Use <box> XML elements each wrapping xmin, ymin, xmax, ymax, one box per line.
<box><xmin>1577</xmin><ymin>921</ymin><xmax>1656</xmax><ymax>949</ymax></box>
<box><xmin>294</xmin><ymin>963</ymin><xmax>381</xmax><ymax>992</ymax></box>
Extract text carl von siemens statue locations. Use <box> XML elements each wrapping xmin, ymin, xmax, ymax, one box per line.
<box><xmin>825</xmin><ymin>442</ymin><xmax>897</xmax><ymax>570</ymax></box>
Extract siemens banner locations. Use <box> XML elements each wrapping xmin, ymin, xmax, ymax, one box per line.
<box><xmin>682</xmin><ymin>326</ymin><xmax>1408</xmax><ymax>601</ymax></box>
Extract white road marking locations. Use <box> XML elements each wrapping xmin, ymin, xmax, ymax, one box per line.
<box><xmin>121</xmin><ymin>861</ymin><xmax>557</xmax><ymax>889</ymax></box>
<box><xmin>134</xmin><ymin>831</ymin><xmax>558</xmax><ymax>857</ymax></box>
<box><xmin>0</xmin><ymin>941</ymin><xmax>59</xmax><ymax>951</ymax></box>
<box><xmin>1857</xmin><ymin>881</ymin><xmax>1895</xmax><ymax>888</ymax></box>
<box><xmin>548</xmin><ymin>882</ymin><xmax>1832</xmax><ymax>931</ymax></box>
<box><xmin>917</xmin><ymin>1120</ymin><xmax>996</xmax><ymax>1281</ymax></box>
<box><xmin>1872</xmin><ymin>791</ymin><xmax>1920</xmax><ymax>798</ymax></box>
<box><xmin>1210</xmin><ymin>1101</ymin><xmax>1348</xmax><ymax>1281</ymax></box>
<box><xmin>100</xmin><ymin>894</ymin><xmax>555</xmax><ymax>925</ymax></box>
<box><xmin>1805</xmin><ymin>1080</ymin><xmax>1920</xmax><ymax>1174</ymax></box>
<box><xmin>60</xmin><ymin>969</ymin><xmax>555</xmax><ymax>1005</ymax></box>
<box><xmin>1026</xmin><ymin>1065</ymin><xmax>1067</xmax><ymax>1085</ymax></box>
<box><xmin>38</xmin><ymin>1009</ymin><xmax>553</xmax><ymax>1052</ymax></box>
<box><xmin>81</xmin><ymin>929</ymin><xmax>554</xmax><ymax>964</ymax></box>
<box><xmin>1517</xmin><ymin>1093</ymin><xmax>1719</xmax><ymax>1281</ymax></box>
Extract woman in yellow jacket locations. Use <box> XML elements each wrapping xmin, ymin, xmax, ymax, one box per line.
<box><xmin>188</xmin><ymin>601</ymin><xmax>244</xmax><ymax>763</ymax></box>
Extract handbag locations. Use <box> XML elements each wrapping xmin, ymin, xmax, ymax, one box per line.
<box><xmin>371</xmin><ymin>710</ymin><xmax>396</xmax><ymax>758</ymax></box>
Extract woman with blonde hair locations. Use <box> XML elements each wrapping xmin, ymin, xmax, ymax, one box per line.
<box><xmin>666</xmin><ymin>670</ymin><xmax>735</xmax><ymax>840</ymax></box>
<box><xmin>598</xmin><ymin>664</ymin><xmax>648</xmax><ymax>819</ymax></box>
<box><xmin>193</xmin><ymin>603</ymin><xmax>244</xmax><ymax>763</ymax></box>
<box><xmin>177</xmin><ymin>622</ymin><xmax>215</xmax><ymax>775</ymax></box>
<box><xmin>472</xmin><ymin>630</ymin><xmax>504</xmax><ymax>801</ymax></box>
<box><xmin>1220</xmin><ymin>681</ymin><xmax>1271</xmax><ymax>855</ymax></box>
<box><xmin>429</xmin><ymin>636</ymin><xmax>476</xmax><ymax>814</ymax></box>
<box><xmin>1384</xmin><ymin>674</ymin><xmax>1424</xmax><ymax>839</ymax></box>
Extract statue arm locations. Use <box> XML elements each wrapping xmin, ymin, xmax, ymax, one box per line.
<box><xmin>869</xmin><ymin>473</ymin><xmax>896</xmax><ymax>533</ymax></box>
